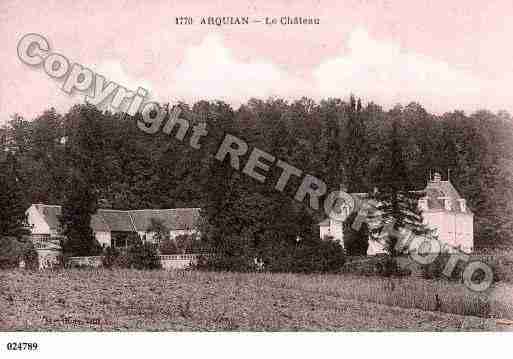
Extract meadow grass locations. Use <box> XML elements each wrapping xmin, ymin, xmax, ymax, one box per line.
<box><xmin>1</xmin><ymin>269</ymin><xmax>507</xmax><ymax>331</ymax></box>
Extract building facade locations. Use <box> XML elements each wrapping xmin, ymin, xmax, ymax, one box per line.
<box><xmin>25</xmin><ymin>204</ymin><xmax>201</xmax><ymax>266</ymax></box>
<box><xmin>319</xmin><ymin>173</ymin><xmax>474</xmax><ymax>254</ymax></box>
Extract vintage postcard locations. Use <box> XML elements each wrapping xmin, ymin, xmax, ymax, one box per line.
<box><xmin>1</xmin><ymin>0</ymin><xmax>512</xmax><ymax>356</ymax></box>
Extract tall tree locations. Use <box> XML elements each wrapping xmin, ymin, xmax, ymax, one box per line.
<box><xmin>0</xmin><ymin>153</ymin><xmax>29</xmax><ymax>237</ymax></box>
<box><xmin>344</xmin><ymin>95</ymin><xmax>367</xmax><ymax>192</ymax></box>
<box><xmin>60</xmin><ymin>171</ymin><xmax>101</xmax><ymax>256</ymax></box>
<box><xmin>372</xmin><ymin>108</ymin><xmax>431</xmax><ymax>255</ymax></box>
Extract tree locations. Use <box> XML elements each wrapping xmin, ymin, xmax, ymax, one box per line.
<box><xmin>60</xmin><ymin>171</ymin><xmax>102</xmax><ymax>256</ymax></box>
<box><xmin>371</xmin><ymin>109</ymin><xmax>432</xmax><ymax>256</ymax></box>
<box><xmin>0</xmin><ymin>153</ymin><xmax>29</xmax><ymax>238</ymax></box>
<box><xmin>0</xmin><ymin>236</ymin><xmax>38</xmax><ymax>269</ymax></box>
<box><xmin>344</xmin><ymin>95</ymin><xmax>367</xmax><ymax>192</ymax></box>
<box><xmin>125</xmin><ymin>240</ymin><xmax>161</xmax><ymax>270</ymax></box>
<box><xmin>343</xmin><ymin>211</ymin><xmax>369</xmax><ymax>256</ymax></box>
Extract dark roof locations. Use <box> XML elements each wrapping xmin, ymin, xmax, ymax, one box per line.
<box><xmin>318</xmin><ymin>218</ymin><xmax>330</xmax><ymax>227</ymax></box>
<box><xmin>34</xmin><ymin>204</ymin><xmax>62</xmax><ymax>231</ymax></box>
<box><xmin>423</xmin><ymin>179</ymin><xmax>471</xmax><ymax>213</ymax></box>
<box><xmin>90</xmin><ymin>213</ymin><xmax>111</xmax><ymax>232</ymax></box>
<box><xmin>95</xmin><ymin>209</ymin><xmax>136</xmax><ymax>232</ymax></box>
<box><xmin>32</xmin><ymin>204</ymin><xmax>200</xmax><ymax>233</ymax></box>
<box><xmin>129</xmin><ymin>208</ymin><xmax>201</xmax><ymax>231</ymax></box>
<box><xmin>317</xmin><ymin>179</ymin><xmax>471</xmax><ymax>225</ymax></box>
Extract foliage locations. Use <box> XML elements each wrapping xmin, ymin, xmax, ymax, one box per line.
<box><xmin>0</xmin><ymin>153</ymin><xmax>30</xmax><ymax>238</ymax></box>
<box><xmin>159</xmin><ymin>238</ymin><xmax>179</xmax><ymax>255</ymax></box>
<box><xmin>60</xmin><ymin>172</ymin><xmax>102</xmax><ymax>257</ymax></box>
<box><xmin>205</xmin><ymin>233</ymin><xmax>345</xmax><ymax>273</ymax></box>
<box><xmin>368</xmin><ymin>113</ymin><xmax>435</xmax><ymax>256</ymax></box>
<box><xmin>206</xmin><ymin>235</ymin><xmax>256</xmax><ymax>272</ymax></box>
<box><xmin>123</xmin><ymin>240</ymin><xmax>162</xmax><ymax>270</ymax></box>
<box><xmin>1</xmin><ymin>99</ymin><xmax>512</xmax><ymax>251</ymax></box>
<box><xmin>147</xmin><ymin>218</ymin><xmax>170</xmax><ymax>244</ymax></box>
<box><xmin>291</xmin><ymin>238</ymin><xmax>346</xmax><ymax>273</ymax></box>
<box><xmin>343</xmin><ymin>212</ymin><xmax>369</xmax><ymax>256</ymax></box>
<box><xmin>420</xmin><ymin>253</ymin><xmax>466</xmax><ymax>281</ymax></box>
<box><xmin>102</xmin><ymin>245</ymin><xmax>120</xmax><ymax>269</ymax></box>
<box><xmin>0</xmin><ymin>236</ymin><xmax>37</xmax><ymax>269</ymax></box>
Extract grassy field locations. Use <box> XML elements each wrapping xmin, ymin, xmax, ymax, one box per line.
<box><xmin>1</xmin><ymin>269</ymin><xmax>511</xmax><ymax>331</ymax></box>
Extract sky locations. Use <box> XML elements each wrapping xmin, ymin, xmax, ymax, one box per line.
<box><xmin>1</xmin><ymin>0</ymin><xmax>513</xmax><ymax>124</ymax></box>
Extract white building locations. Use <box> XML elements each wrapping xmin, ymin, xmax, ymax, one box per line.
<box><xmin>419</xmin><ymin>172</ymin><xmax>473</xmax><ymax>253</ymax></box>
<box><xmin>319</xmin><ymin>172</ymin><xmax>474</xmax><ymax>254</ymax></box>
<box><xmin>25</xmin><ymin>204</ymin><xmax>65</xmax><ymax>269</ymax></box>
<box><xmin>90</xmin><ymin>208</ymin><xmax>201</xmax><ymax>248</ymax></box>
<box><xmin>26</xmin><ymin>204</ymin><xmax>201</xmax><ymax>265</ymax></box>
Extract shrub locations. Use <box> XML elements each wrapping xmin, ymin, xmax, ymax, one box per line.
<box><xmin>112</xmin><ymin>251</ymin><xmax>131</xmax><ymax>268</ymax></box>
<box><xmin>124</xmin><ymin>241</ymin><xmax>161</xmax><ymax>270</ymax></box>
<box><xmin>159</xmin><ymin>238</ymin><xmax>179</xmax><ymax>255</ymax></box>
<box><xmin>176</xmin><ymin>233</ymin><xmax>204</xmax><ymax>253</ymax></box>
<box><xmin>420</xmin><ymin>253</ymin><xmax>466</xmax><ymax>281</ymax></box>
<box><xmin>205</xmin><ymin>235</ymin><xmax>256</xmax><ymax>272</ymax></box>
<box><xmin>0</xmin><ymin>236</ymin><xmax>38</xmax><ymax>269</ymax></box>
<box><xmin>23</xmin><ymin>247</ymin><xmax>39</xmax><ymax>270</ymax></box>
<box><xmin>102</xmin><ymin>246</ymin><xmax>120</xmax><ymax>269</ymax></box>
<box><xmin>292</xmin><ymin>238</ymin><xmax>346</xmax><ymax>273</ymax></box>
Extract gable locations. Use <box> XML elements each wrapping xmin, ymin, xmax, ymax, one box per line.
<box><xmin>33</xmin><ymin>204</ymin><xmax>62</xmax><ymax>231</ymax></box>
<box><xmin>423</xmin><ymin>180</ymin><xmax>471</xmax><ymax>214</ymax></box>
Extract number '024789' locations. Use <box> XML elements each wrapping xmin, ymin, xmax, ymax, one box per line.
<box><xmin>6</xmin><ymin>342</ymin><xmax>39</xmax><ymax>351</ymax></box>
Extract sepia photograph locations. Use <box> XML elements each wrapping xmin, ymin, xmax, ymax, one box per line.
<box><xmin>1</xmin><ymin>0</ymin><xmax>513</xmax><ymax>357</ymax></box>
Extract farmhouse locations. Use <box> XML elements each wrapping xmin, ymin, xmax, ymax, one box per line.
<box><xmin>25</xmin><ymin>204</ymin><xmax>201</xmax><ymax>268</ymax></box>
<box><xmin>319</xmin><ymin>172</ymin><xmax>474</xmax><ymax>254</ymax></box>
<box><xmin>90</xmin><ymin>208</ymin><xmax>201</xmax><ymax>248</ymax></box>
<box><xmin>25</xmin><ymin>204</ymin><xmax>65</xmax><ymax>269</ymax></box>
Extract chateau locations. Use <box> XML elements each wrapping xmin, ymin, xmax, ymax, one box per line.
<box><xmin>319</xmin><ymin>172</ymin><xmax>474</xmax><ymax>254</ymax></box>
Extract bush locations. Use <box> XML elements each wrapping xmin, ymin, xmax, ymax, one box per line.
<box><xmin>204</xmin><ymin>235</ymin><xmax>256</xmax><ymax>272</ymax></box>
<box><xmin>23</xmin><ymin>247</ymin><xmax>39</xmax><ymax>270</ymax></box>
<box><xmin>62</xmin><ymin>236</ymin><xmax>103</xmax><ymax>257</ymax></box>
<box><xmin>0</xmin><ymin>236</ymin><xmax>38</xmax><ymax>270</ymax></box>
<box><xmin>102</xmin><ymin>246</ymin><xmax>120</xmax><ymax>269</ymax></box>
<box><xmin>159</xmin><ymin>238</ymin><xmax>179</xmax><ymax>255</ymax></box>
<box><xmin>118</xmin><ymin>241</ymin><xmax>161</xmax><ymax>270</ymax></box>
<box><xmin>420</xmin><ymin>253</ymin><xmax>466</xmax><ymax>281</ymax></box>
<box><xmin>291</xmin><ymin>239</ymin><xmax>346</xmax><ymax>273</ymax></box>
<box><xmin>204</xmin><ymin>234</ymin><xmax>346</xmax><ymax>273</ymax></box>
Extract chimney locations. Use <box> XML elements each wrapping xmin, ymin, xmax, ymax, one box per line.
<box><xmin>457</xmin><ymin>199</ymin><xmax>466</xmax><ymax>212</ymax></box>
<box><xmin>433</xmin><ymin>172</ymin><xmax>442</xmax><ymax>182</ymax></box>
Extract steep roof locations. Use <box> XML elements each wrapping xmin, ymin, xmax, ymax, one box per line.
<box><xmin>33</xmin><ymin>204</ymin><xmax>62</xmax><ymax>231</ymax></box>
<box><xmin>317</xmin><ymin>177</ymin><xmax>471</xmax><ymax>226</ymax></box>
<box><xmin>423</xmin><ymin>177</ymin><xmax>471</xmax><ymax>214</ymax></box>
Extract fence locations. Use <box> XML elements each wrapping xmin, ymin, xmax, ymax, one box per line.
<box><xmin>65</xmin><ymin>253</ymin><xmax>212</xmax><ymax>270</ymax></box>
<box><xmin>66</xmin><ymin>256</ymin><xmax>103</xmax><ymax>268</ymax></box>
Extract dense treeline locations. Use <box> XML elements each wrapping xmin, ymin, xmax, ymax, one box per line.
<box><xmin>1</xmin><ymin>97</ymin><xmax>512</xmax><ymax>251</ymax></box>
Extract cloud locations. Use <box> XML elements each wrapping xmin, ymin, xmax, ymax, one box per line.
<box><xmin>168</xmin><ymin>34</ymin><xmax>302</xmax><ymax>104</ymax></box>
<box><xmin>79</xmin><ymin>31</ymin><xmax>512</xmax><ymax>115</ymax></box>
<box><xmin>95</xmin><ymin>60</ymin><xmax>153</xmax><ymax>94</ymax></box>
<box><xmin>314</xmin><ymin>28</ymin><xmax>484</xmax><ymax>112</ymax></box>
